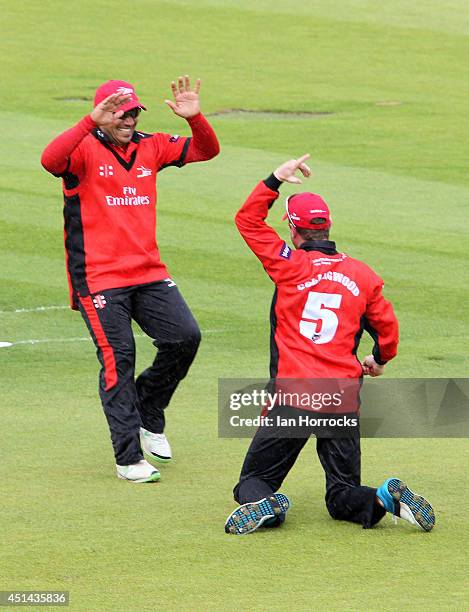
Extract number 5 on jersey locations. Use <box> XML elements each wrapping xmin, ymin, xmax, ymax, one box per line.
<box><xmin>300</xmin><ymin>292</ymin><xmax>342</xmax><ymax>345</ymax></box>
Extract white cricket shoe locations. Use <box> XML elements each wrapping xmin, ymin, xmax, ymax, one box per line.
<box><xmin>140</xmin><ymin>427</ymin><xmax>172</xmax><ymax>463</ymax></box>
<box><xmin>116</xmin><ymin>459</ymin><xmax>160</xmax><ymax>483</ymax></box>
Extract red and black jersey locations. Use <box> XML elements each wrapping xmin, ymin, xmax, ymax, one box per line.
<box><xmin>235</xmin><ymin>177</ymin><xmax>399</xmax><ymax>379</ymax></box>
<box><xmin>41</xmin><ymin>113</ymin><xmax>219</xmax><ymax>308</ymax></box>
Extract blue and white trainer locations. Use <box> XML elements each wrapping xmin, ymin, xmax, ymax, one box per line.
<box><xmin>376</xmin><ymin>478</ymin><xmax>435</xmax><ymax>532</ymax></box>
<box><xmin>225</xmin><ymin>493</ymin><xmax>291</xmax><ymax>535</ymax></box>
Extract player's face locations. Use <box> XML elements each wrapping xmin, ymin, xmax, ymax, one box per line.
<box><xmin>105</xmin><ymin>108</ymin><xmax>141</xmax><ymax>146</ymax></box>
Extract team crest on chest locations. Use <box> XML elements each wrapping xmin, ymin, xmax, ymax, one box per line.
<box><xmin>99</xmin><ymin>164</ymin><xmax>114</xmax><ymax>177</ymax></box>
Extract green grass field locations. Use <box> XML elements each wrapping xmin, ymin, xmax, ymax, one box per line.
<box><xmin>1</xmin><ymin>1</ymin><xmax>469</xmax><ymax>610</ymax></box>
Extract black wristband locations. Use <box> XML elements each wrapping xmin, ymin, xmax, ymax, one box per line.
<box><xmin>372</xmin><ymin>349</ymin><xmax>387</xmax><ymax>366</ymax></box>
<box><xmin>264</xmin><ymin>173</ymin><xmax>283</xmax><ymax>192</ymax></box>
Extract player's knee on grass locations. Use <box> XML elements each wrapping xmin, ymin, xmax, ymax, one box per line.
<box><xmin>324</xmin><ymin>490</ymin><xmax>387</xmax><ymax>528</ymax></box>
<box><xmin>324</xmin><ymin>489</ymin><xmax>350</xmax><ymax>521</ymax></box>
<box><xmin>233</xmin><ymin>477</ymin><xmax>276</xmax><ymax>505</ymax></box>
<box><xmin>325</xmin><ymin>499</ymin><xmax>343</xmax><ymax>521</ymax></box>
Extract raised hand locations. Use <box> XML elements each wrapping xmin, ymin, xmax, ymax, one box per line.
<box><xmin>90</xmin><ymin>92</ymin><xmax>132</xmax><ymax>126</ymax></box>
<box><xmin>273</xmin><ymin>154</ymin><xmax>311</xmax><ymax>184</ymax></box>
<box><xmin>165</xmin><ymin>75</ymin><xmax>201</xmax><ymax>119</ymax></box>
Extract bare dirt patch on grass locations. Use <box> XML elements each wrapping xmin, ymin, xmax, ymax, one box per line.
<box><xmin>206</xmin><ymin>108</ymin><xmax>334</xmax><ymax>120</ymax></box>
<box><xmin>54</xmin><ymin>96</ymin><xmax>93</xmax><ymax>102</ymax></box>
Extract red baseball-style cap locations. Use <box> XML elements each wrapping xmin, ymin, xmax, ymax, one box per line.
<box><xmin>94</xmin><ymin>80</ymin><xmax>147</xmax><ymax>113</ymax></box>
<box><xmin>282</xmin><ymin>192</ymin><xmax>332</xmax><ymax>229</ymax></box>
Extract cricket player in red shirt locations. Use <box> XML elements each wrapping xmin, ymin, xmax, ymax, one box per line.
<box><xmin>41</xmin><ymin>76</ymin><xmax>219</xmax><ymax>482</ymax></box>
<box><xmin>225</xmin><ymin>155</ymin><xmax>435</xmax><ymax>534</ymax></box>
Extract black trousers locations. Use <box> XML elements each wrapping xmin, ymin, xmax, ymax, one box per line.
<box><xmin>233</xmin><ymin>408</ymin><xmax>386</xmax><ymax>529</ymax></box>
<box><xmin>77</xmin><ymin>280</ymin><xmax>201</xmax><ymax>465</ymax></box>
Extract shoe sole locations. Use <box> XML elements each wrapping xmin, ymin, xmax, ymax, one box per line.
<box><xmin>142</xmin><ymin>448</ymin><xmax>172</xmax><ymax>464</ymax></box>
<box><xmin>388</xmin><ymin>478</ymin><xmax>435</xmax><ymax>532</ymax></box>
<box><xmin>225</xmin><ymin>493</ymin><xmax>290</xmax><ymax>535</ymax></box>
<box><xmin>117</xmin><ymin>471</ymin><xmax>161</xmax><ymax>483</ymax></box>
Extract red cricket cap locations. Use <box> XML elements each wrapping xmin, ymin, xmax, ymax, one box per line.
<box><xmin>94</xmin><ymin>80</ymin><xmax>147</xmax><ymax>113</ymax></box>
<box><xmin>282</xmin><ymin>192</ymin><xmax>332</xmax><ymax>229</ymax></box>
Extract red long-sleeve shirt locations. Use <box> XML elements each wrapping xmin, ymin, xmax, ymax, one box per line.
<box><xmin>235</xmin><ymin>176</ymin><xmax>399</xmax><ymax>379</ymax></box>
<box><xmin>41</xmin><ymin>113</ymin><xmax>219</xmax><ymax>308</ymax></box>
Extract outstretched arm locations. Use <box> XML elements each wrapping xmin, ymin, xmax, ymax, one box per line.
<box><xmin>41</xmin><ymin>116</ymin><xmax>96</xmax><ymax>176</ymax></box>
<box><xmin>164</xmin><ymin>75</ymin><xmax>219</xmax><ymax>162</ymax></box>
<box><xmin>235</xmin><ymin>154</ymin><xmax>311</xmax><ymax>283</ymax></box>
<box><xmin>41</xmin><ymin>92</ymin><xmax>132</xmax><ymax>175</ymax></box>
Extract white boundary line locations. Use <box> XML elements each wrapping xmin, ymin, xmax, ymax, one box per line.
<box><xmin>9</xmin><ymin>337</ymin><xmax>91</xmax><ymax>346</ymax></box>
<box><xmin>0</xmin><ymin>305</ymin><xmax>225</xmax><ymax>347</ymax></box>
<box><xmin>8</xmin><ymin>334</ymin><xmax>145</xmax><ymax>347</ymax></box>
<box><xmin>1</xmin><ymin>329</ymin><xmax>225</xmax><ymax>348</ymax></box>
<box><xmin>0</xmin><ymin>305</ymin><xmax>69</xmax><ymax>314</ymax></box>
